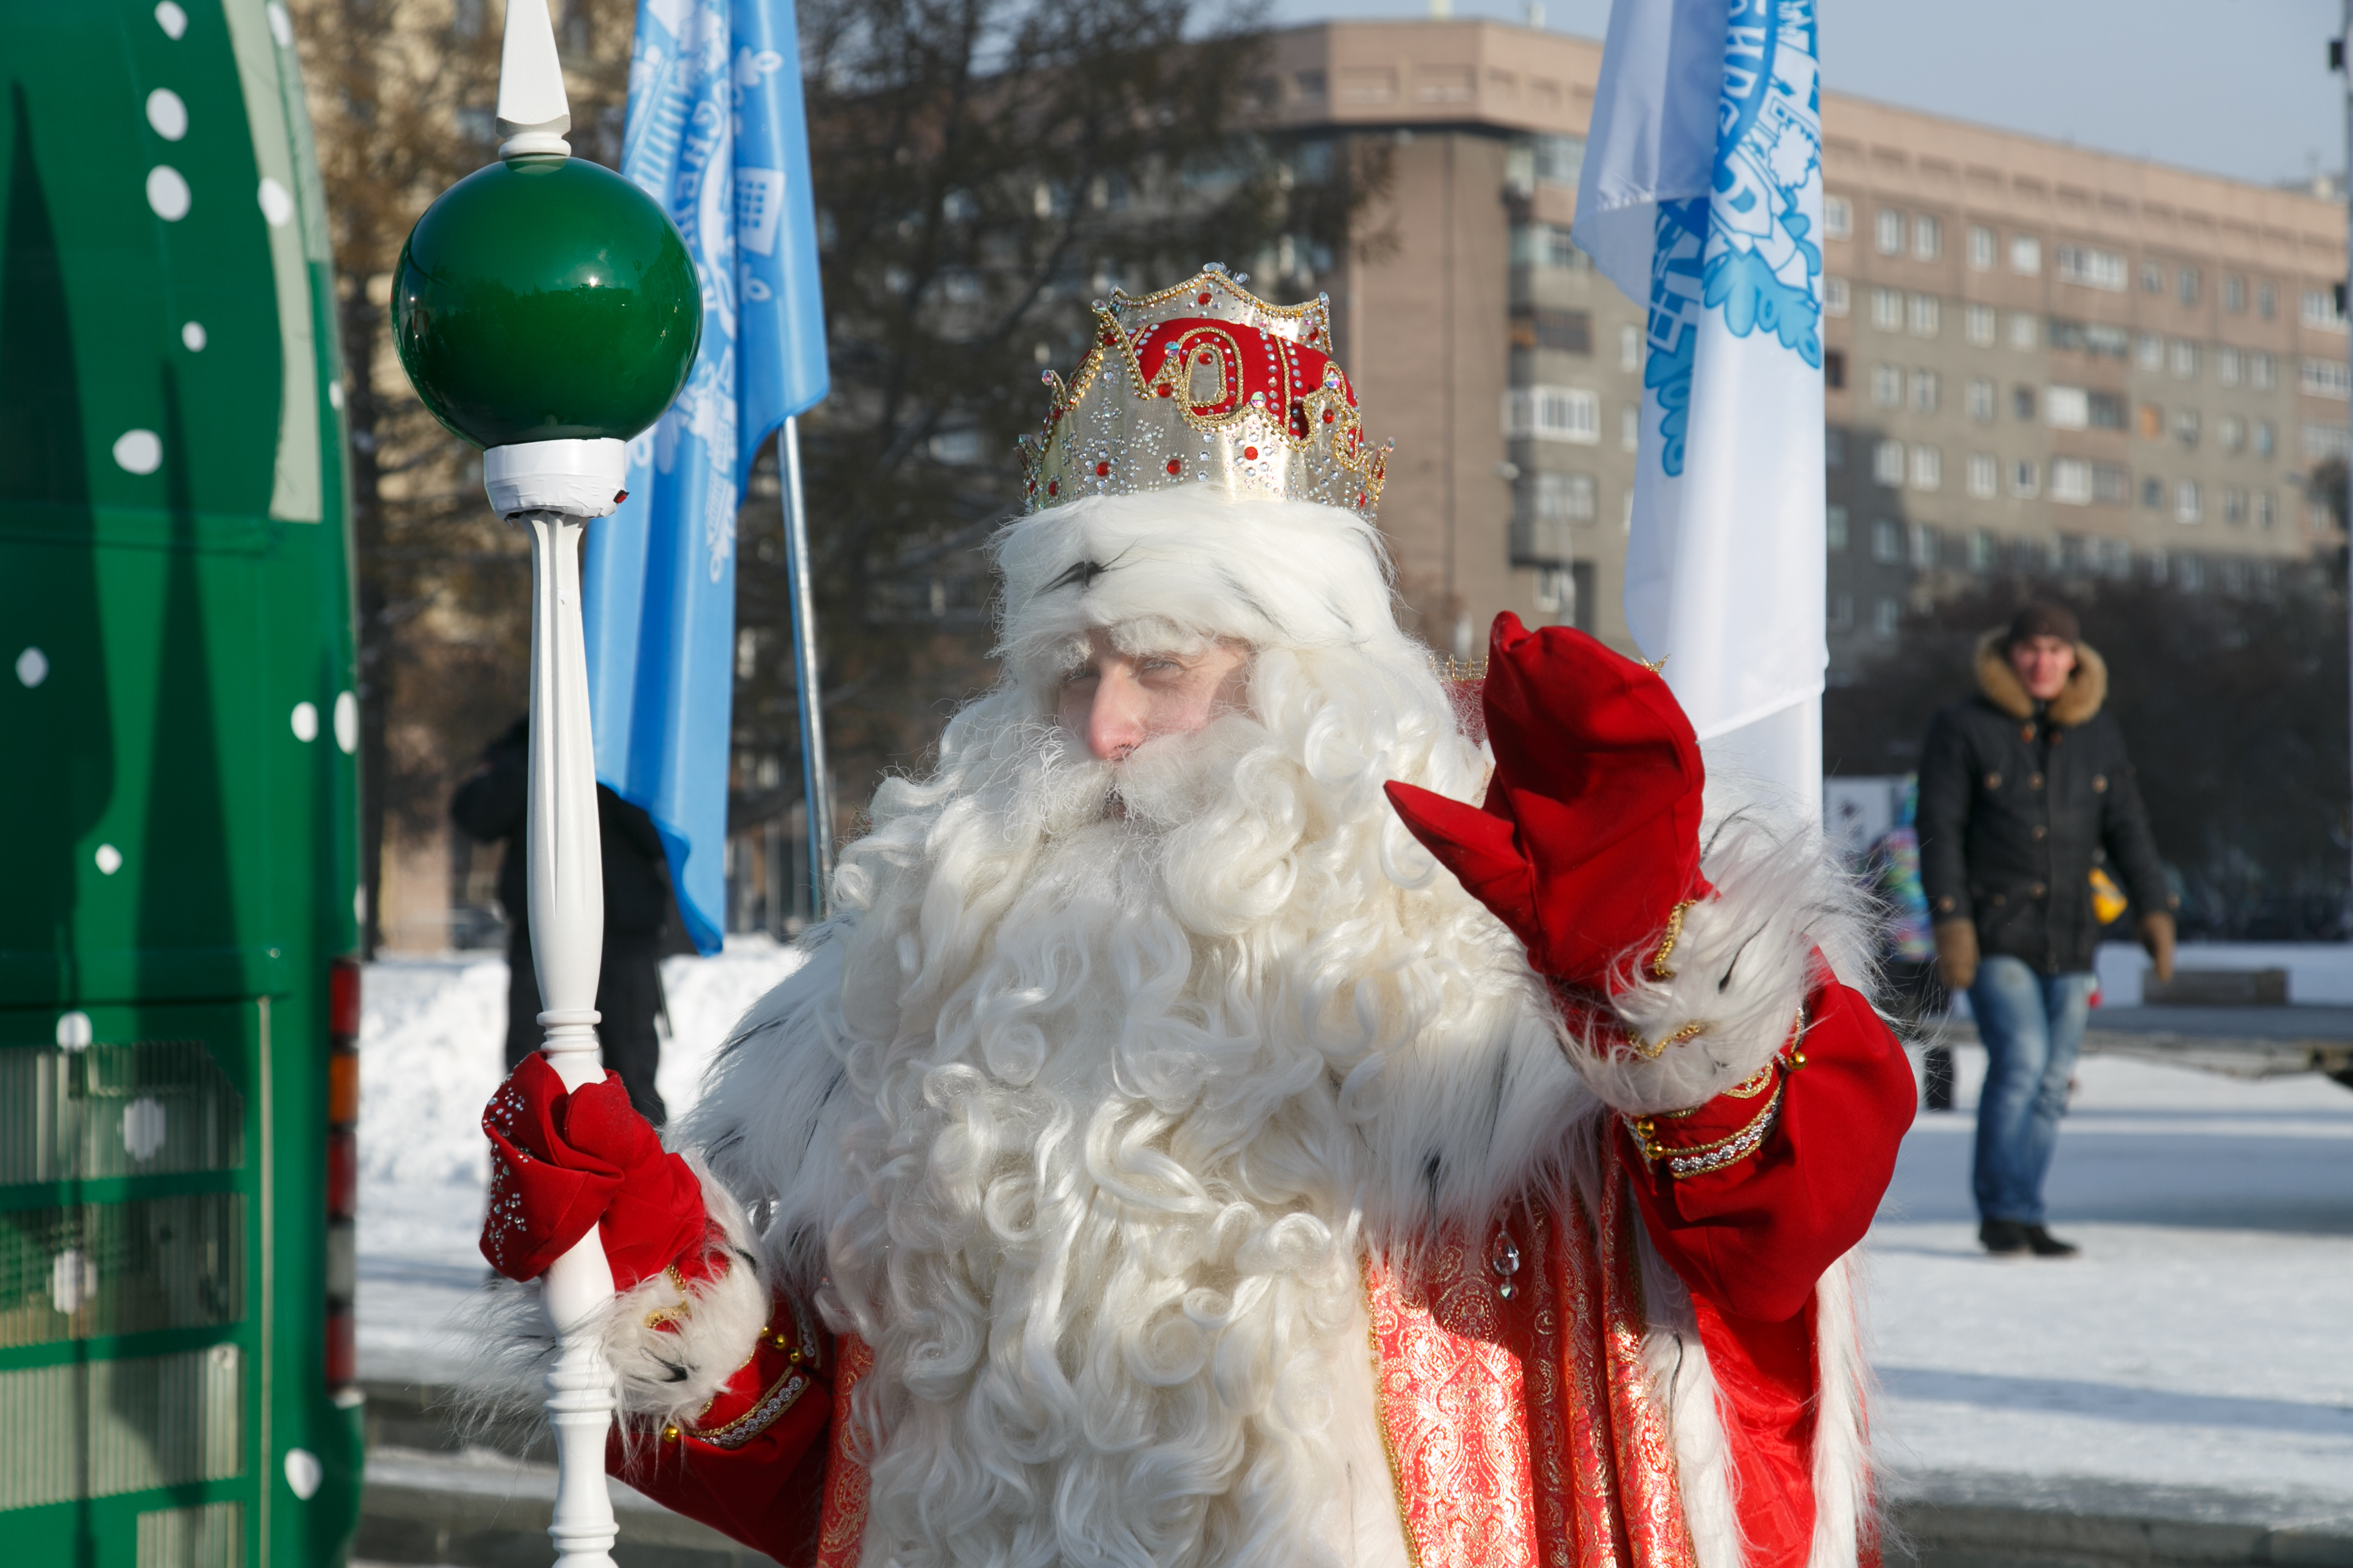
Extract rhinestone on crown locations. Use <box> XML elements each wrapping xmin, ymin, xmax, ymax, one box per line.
<box><xmin>1018</xmin><ymin>264</ymin><xmax>1391</xmax><ymax>522</ymax></box>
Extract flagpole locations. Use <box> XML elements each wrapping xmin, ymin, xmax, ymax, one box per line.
<box><xmin>780</xmin><ymin>416</ymin><xmax>834</xmax><ymax>918</ymax></box>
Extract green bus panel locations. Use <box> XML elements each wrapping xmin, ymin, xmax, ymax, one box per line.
<box><xmin>0</xmin><ymin>1</ymin><xmax>361</xmax><ymax>1564</ymax></box>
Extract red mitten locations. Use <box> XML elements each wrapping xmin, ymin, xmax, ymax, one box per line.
<box><xmin>1387</xmin><ymin>613</ymin><xmax>1710</xmax><ymax>993</ymax></box>
<box><xmin>481</xmin><ymin>1052</ymin><xmax>711</xmax><ymax>1289</ymax></box>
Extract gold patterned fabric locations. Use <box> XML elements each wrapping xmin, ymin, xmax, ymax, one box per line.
<box><xmin>816</xmin><ymin>1166</ymin><xmax>1697</xmax><ymax>1568</ymax></box>
<box><xmin>1367</xmin><ymin>1165</ymin><xmax>1697</xmax><ymax>1568</ymax></box>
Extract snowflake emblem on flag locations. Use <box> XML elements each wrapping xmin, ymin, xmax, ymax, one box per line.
<box><xmin>1644</xmin><ymin>0</ymin><xmax>1824</xmax><ymax>478</ymax></box>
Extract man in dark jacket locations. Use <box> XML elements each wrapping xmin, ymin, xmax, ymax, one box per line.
<box><xmin>450</xmin><ymin>717</ymin><xmax>675</xmax><ymax>1125</ymax></box>
<box><xmin>1917</xmin><ymin>603</ymin><xmax>2177</xmax><ymax>1257</ymax></box>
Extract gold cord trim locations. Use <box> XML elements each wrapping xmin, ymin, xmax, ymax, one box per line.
<box><xmin>1624</xmin><ymin>1020</ymin><xmax>1709</xmax><ymax>1060</ymax></box>
<box><xmin>1647</xmin><ymin>899</ymin><xmax>1701</xmax><ymax>980</ymax></box>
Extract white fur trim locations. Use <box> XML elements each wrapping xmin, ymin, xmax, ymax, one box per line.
<box><xmin>595</xmin><ymin>1160</ymin><xmax>772</xmax><ymax>1425</ymax></box>
<box><xmin>1636</xmin><ymin>1225</ymin><xmax>1748</xmax><ymax>1568</ymax></box>
<box><xmin>991</xmin><ymin>490</ymin><xmax>1403</xmax><ymax>683</ymax></box>
<box><xmin>1569</xmin><ymin>808</ymin><xmax>1867</xmax><ymax>1117</ymax></box>
<box><xmin>1807</xmin><ymin>1248</ymin><xmax>1877</xmax><ymax>1568</ymax></box>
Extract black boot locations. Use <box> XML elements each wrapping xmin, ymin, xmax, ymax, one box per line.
<box><xmin>2022</xmin><ymin>1225</ymin><xmax>2079</xmax><ymax>1258</ymax></box>
<box><xmin>1979</xmin><ymin>1219</ymin><xmax>2027</xmax><ymax>1256</ymax></box>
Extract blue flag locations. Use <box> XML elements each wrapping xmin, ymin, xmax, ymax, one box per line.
<box><xmin>1575</xmin><ymin>0</ymin><xmax>1824</xmax><ymax>799</ymax></box>
<box><xmin>585</xmin><ymin>0</ymin><xmax>829</xmax><ymax>954</ymax></box>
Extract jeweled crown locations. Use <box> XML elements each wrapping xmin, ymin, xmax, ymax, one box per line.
<box><xmin>1018</xmin><ymin>265</ymin><xmax>1391</xmax><ymax>521</ymax></box>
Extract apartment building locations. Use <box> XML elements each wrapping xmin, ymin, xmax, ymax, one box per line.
<box><xmin>1268</xmin><ymin>18</ymin><xmax>2350</xmax><ymax>673</ymax></box>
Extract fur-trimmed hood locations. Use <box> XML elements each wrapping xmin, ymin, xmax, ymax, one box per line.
<box><xmin>1974</xmin><ymin>628</ymin><xmax>2107</xmax><ymax>725</ymax></box>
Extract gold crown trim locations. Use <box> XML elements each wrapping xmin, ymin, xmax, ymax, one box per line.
<box><xmin>1018</xmin><ymin>264</ymin><xmax>1391</xmax><ymax>521</ymax></box>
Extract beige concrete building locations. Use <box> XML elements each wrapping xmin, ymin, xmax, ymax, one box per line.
<box><xmin>1268</xmin><ymin>18</ymin><xmax>2351</xmax><ymax>674</ymax></box>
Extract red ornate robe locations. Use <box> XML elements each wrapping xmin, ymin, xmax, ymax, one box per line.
<box><xmin>610</xmin><ymin>978</ymin><xmax>1913</xmax><ymax>1568</ymax></box>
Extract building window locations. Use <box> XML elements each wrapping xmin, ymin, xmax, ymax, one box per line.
<box><xmin>1967</xmin><ymin>377</ymin><xmax>1996</xmax><ymax>422</ymax></box>
<box><xmin>2302</xmin><ymin>357</ymin><xmax>2352</xmax><ymax>399</ymax></box>
<box><xmin>2302</xmin><ymin>420</ymin><xmax>2352</xmax><ymax>460</ymax></box>
<box><xmin>1911</xmin><ymin>522</ymin><xmax>1942</xmax><ymax>568</ymax></box>
<box><xmin>2174</xmin><ymin>407</ymin><xmax>2199</xmax><ymax>448</ymax></box>
<box><xmin>1528</xmin><ymin>470</ymin><xmax>1597</xmax><ymax>524</ymax></box>
<box><xmin>2179</xmin><ymin>552</ymin><xmax>2205</xmax><ymax>591</ymax></box>
<box><xmin>1913</xmin><ymin>215</ymin><xmax>1942</xmax><ymax>261</ymax></box>
<box><xmin>2257</xmin><ymin>281</ymin><xmax>2276</xmax><ymax>319</ymax></box>
<box><xmin>2010</xmin><ymin>235</ymin><xmax>2041</xmax><ymax>275</ymax></box>
<box><xmin>1510</xmin><ymin>307</ymin><xmax>1593</xmax><ymax>354</ymax></box>
<box><xmin>2225</xmin><ymin>274</ymin><xmax>2246</xmax><ymax>313</ymax></box>
<box><xmin>1823</xmin><ymin>348</ymin><xmax>1846</xmax><ymax>389</ymax></box>
<box><xmin>2056</xmin><ymin>244</ymin><xmax>2128</xmax><ymax>292</ymax></box>
<box><xmin>1908</xmin><ymin>294</ymin><xmax>1940</xmax><ymax>337</ymax></box>
<box><xmin>1824</xmin><ymin>194</ymin><xmax>1853</xmax><ymax>240</ymax></box>
<box><xmin>1824</xmin><ymin>277</ymin><xmax>1850</xmax><ymax>317</ymax></box>
<box><xmin>1826</xmin><ymin>426</ymin><xmax>1847</xmax><ymax>469</ymax></box>
<box><xmin>1870</xmin><ymin>288</ymin><xmax>1904</xmax><ymax>332</ymax></box>
<box><xmin>1968</xmin><ymin>529</ymin><xmax>1996</xmax><ymax>570</ymax></box>
<box><xmin>2089</xmin><ymin>391</ymin><xmax>2126</xmax><ymax>430</ymax></box>
<box><xmin>2141</xmin><ymin>261</ymin><xmax>2164</xmax><ymax>294</ymax></box>
<box><xmin>2050</xmin><ymin>457</ymin><xmax>2095</xmax><ymax>505</ymax></box>
<box><xmin>1503</xmin><ymin>385</ymin><xmax>1601</xmax><ymax>443</ymax></box>
<box><xmin>1870</xmin><ymin>363</ymin><xmax>1902</xmax><ymax>408</ymax></box>
<box><xmin>2252</xmin><ymin>352</ymin><xmax>2276</xmax><ymax>390</ymax></box>
<box><xmin>1620</xmin><ymin>324</ymin><xmax>1641</xmax><ymax>371</ymax></box>
<box><xmin>2140</xmin><ymin>475</ymin><xmax>2164</xmax><ymax>509</ymax></box>
<box><xmin>2217</xmin><ymin>347</ymin><xmax>2243</xmax><ymax>386</ymax></box>
<box><xmin>1621</xmin><ymin>403</ymin><xmax>1640</xmax><ymax>451</ymax></box>
<box><xmin>1872</xmin><ymin>597</ymin><xmax>1901</xmax><ymax>639</ymax></box>
<box><xmin>2254</xmin><ymin>419</ymin><xmax>2276</xmax><ymax>457</ymax></box>
<box><xmin>2221</xmin><ymin>414</ymin><xmax>2245</xmax><ymax>452</ymax></box>
<box><xmin>2138</xmin><ymin>403</ymin><xmax>2163</xmax><ymax>440</ymax></box>
<box><xmin>2012</xmin><ymin>385</ymin><xmax>2036</xmax><ymax>421</ymax></box>
<box><xmin>1910</xmin><ymin>444</ymin><xmax>1942</xmax><ymax>491</ymax></box>
<box><xmin>2177</xmin><ymin>265</ymin><xmax>2200</xmax><ymax>306</ymax></box>
<box><xmin>1968</xmin><ymin>225</ymin><xmax>1996</xmax><ymax>270</ymax></box>
<box><xmin>2045</xmin><ymin>385</ymin><xmax>2089</xmax><ymax>430</ymax></box>
<box><xmin>1874</xmin><ymin>439</ymin><xmax>1906</xmax><ymax>487</ymax></box>
<box><xmin>2222</xmin><ymin>487</ymin><xmax>2248</xmax><ymax>525</ymax></box>
<box><xmin>2135</xmin><ymin>333</ymin><xmax>2164</xmax><ymax>371</ymax></box>
<box><xmin>2255</xmin><ymin>489</ymin><xmax>2275</xmax><ymax>528</ymax></box>
<box><xmin>2011</xmin><ymin>458</ymin><xmax>2040</xmax><ymax>498</ymax></box>
<box><xmin>1830</xmin><ymin>592</ymin><xmax>1855</xmax><ymax>632</ymax></box>
<box><xmin>2175</xmin><ymin>478</ymin><xmax>2202</xmax><ymax>522</ymax></box>
<box><xmin>1510</xmin><ymin>224</ymin><xmax>1591</xmax><ymax>271</ymax></box>
<box><xmin>1875</xmin><ymin>208</ymin><xmax>1904</xmax><ymax>255</ymax></box>
<box><xmin>1963</xmin><ymin>303</ymin><xmax>1996</xmax><ymax>346</ymax></box>
<box><xmin>1826</xmin><ymin>504</ymin><xmax>1849</xmax><ymax>551</ymax></box>
<box><xmin>1911</xmin><ymin>369</ymin><xmax>1940</xmax><ymax>413</ymax></box>
<box><xmin>1967</xmin><ymin>452</ymin><xmax>1998</xmax><ymax>498</ymax></box>
<box><xmin>2169</xmin><ymin>340</ymin><xmax>2199</xmax><ymax>379</ymax></box>
<box><xmin>2008</xmin><ymin>312</ymin><xmax>2038</xmax><ymax>349</ymax></box>
<box><xmin>1870</xmin><ymin>517</ymin><xmax>1903</xmax><ymax>562</ymax></box>
<box><xmin>2305</xmin><ymin>287</ymin><xmax>2349</xmax><ymax>332</ymax></box>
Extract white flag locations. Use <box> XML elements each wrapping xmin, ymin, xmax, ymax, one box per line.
<box><xmin>1575</xmin><ymin>0</ymin><xmax>1826</xmax><ymax>800</ymax></box>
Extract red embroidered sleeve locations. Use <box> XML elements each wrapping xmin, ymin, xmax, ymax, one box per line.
<box><xmin>1615</xmin><ymin>977</ymin><xmax>1915</xmax><ymax>1323</ymax></box>
<box><xmin>608</xmin><ymin>1287</ymin><xmax>835</xmax><ymax>1563</ymax></box>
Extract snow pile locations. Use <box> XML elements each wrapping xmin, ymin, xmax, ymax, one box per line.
<box><xmin>355</xmin><ymin>939</ymin><xmax>803</xmax><ymax>1382</ymax></box>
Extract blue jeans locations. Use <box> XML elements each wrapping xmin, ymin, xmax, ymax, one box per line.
<box><xmin>1967</xmin><ymin>956</ymin><xmax>2097</xmax><ymax>1225</ymax></box>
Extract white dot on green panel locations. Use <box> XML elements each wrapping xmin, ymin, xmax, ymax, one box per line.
<box><xmin>94</xmin><ymin>844</ymin><xmax>123</xmax><ymax>875</ymax></box>
<box><xmin>154</xmin><ymin>2</ymin><xmax>187</xmax><ymax>39</ymax></box>
<box><xmin>291</xmin><ymin>701</ymin><xmax>319</xmax><ymax>742</ymax></box>
<box><xmin>16</xmin><ymin>647</ymin><xmax>47</xmax><ymax>687</ymax></box>
<box><xmin>113</xmin><ymin>430</ymin><xmax>162</xmax><ymax>474</ymax></box>
<box><xmin>146</xmin><ymin>165</ymin><xmax>190</xmax><ymax>221</ymax></box>
<box><xmin>182</xmin><ymin>321</ymin><xmax>207</xmax><ymax>351</ymax></box>
<box><xmin>259</xmin><ymin>177</ymin><xmax>293</xmax><ymax>228</ymax></box>
<box><xmin>146</xmin><ymin>89</ymin><xmax>187</xmax><ymax>141</ymax></box>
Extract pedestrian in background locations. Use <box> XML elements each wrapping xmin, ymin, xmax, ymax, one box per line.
<box><xmin>1917</xmin><ymin>603</ymin><xmax>2177</xmax><ymax>1257</ymax></box>
<box><xmin>450</xmin><ymin>717</ymin><xmax>675</xmax><ymax>1125</ymax></box>
<box><xmin>1868</xmin><ymin>776</ymin><xmax>1954</xmax><ymax>1110</ymax></box>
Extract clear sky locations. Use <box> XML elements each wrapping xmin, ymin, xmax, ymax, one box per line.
<box><xmin>1266</xmin><ymin>0</ymin><xmax>2352</xmax><ymax>191</ymax></box>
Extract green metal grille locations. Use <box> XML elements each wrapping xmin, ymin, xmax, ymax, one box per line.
<box><xmin>0</xmin><ymin>1039</ymin><xmax>245</xmax><ymax>1184</ymax></box>
<box><xmin>0</xmin><ymin>1194</ymin><xmax>245</xmax><ymax>1348</ymax></box>
<box><xmin>136</xmin><ymin>1502</ymin><xmax>244</xmax><ymax>1568</ymax></box>
<box><xmin>0</xmin><ymin>1343</ymin><xmax>243</xmax><ymax>1510</ymax></box>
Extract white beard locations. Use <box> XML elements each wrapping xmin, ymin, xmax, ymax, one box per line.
<box><xmin>687</xmin><ymin>640</ymin><xmax>1586</xmax><ymax>1568</ymax></box>
<box><xmin>826</xmin><ymin>717</ymin><xmax>1379</xmax><ymax>1568</ymax></box>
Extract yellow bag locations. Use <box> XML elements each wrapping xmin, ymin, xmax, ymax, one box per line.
<box><xmin>2090</xmin><ymin>865</ymin><xmax>2128</xmax><ymax>924</ymax></box>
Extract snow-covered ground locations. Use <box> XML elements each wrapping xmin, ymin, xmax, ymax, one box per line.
<box><xmin>356</xmin><ymin>950</ymin><xmax>2353</xmax><ymax>1521</ymax></box>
